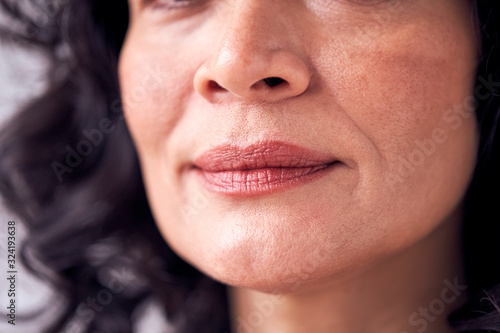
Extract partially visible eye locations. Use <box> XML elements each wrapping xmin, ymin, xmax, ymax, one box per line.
<box><xmin>143</xmin><ymin>0</ymin><xmax>200</xmax><ymax>11</ymax></box>
<box><xmin>336</xmin><ymin>0</ymin><xmax>396</xmax><ymax>6</ymax></box>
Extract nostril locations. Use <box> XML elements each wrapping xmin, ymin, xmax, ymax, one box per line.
<box><xmin>263</xmin><ymin>77</ymin><xmax>285</xmax><ymax>87</ymax></box>
<box><xmin>209</xmin><ymin>80</ymin><xmax>225</xmax><ymax>91</ymax></box>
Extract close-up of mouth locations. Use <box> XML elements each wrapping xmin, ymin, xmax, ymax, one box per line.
<box><xmin>190</xmin><ymin>140</ymin><xmax>340</xmax><ymax>196</ymax></box>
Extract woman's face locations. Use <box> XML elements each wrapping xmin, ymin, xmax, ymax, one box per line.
<box><xmin>119</xmin><ymin>0</ymin><xmax>479</xmax><ymax>291</ymax></box>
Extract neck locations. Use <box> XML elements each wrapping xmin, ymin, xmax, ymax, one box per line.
<box><xmin>228</xmin><ymin>209</ymin><xmax>466</xmax><ymax>333</ymax></box>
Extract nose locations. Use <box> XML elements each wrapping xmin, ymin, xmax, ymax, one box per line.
<box><xmin>194</xmin><ymin>1</ymin><xmax>312</xmax><ymax>103</ymax></box>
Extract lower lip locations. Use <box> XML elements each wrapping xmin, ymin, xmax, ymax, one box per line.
<box><xmin>190</xmin><ymin>163</ymin><xmax>338</xmax><ymax>197</ymax></box>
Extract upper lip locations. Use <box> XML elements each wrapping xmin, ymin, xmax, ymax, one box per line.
<box><xmin>193</xmin><ymin>140</ymin><xmax>338</xmax><ymax>172</ymax></box>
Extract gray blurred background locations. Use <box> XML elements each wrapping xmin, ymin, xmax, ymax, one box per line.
<box><xmin>0</xmin><ymin>41</ymin><xmax>54</xmax><ymax>333</ymax></box>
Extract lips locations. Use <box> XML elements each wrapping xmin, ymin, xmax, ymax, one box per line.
<box><xmin>190</xmin><ymin>141</ymin><xmax>339</xmax><ymax>196</ymax></box>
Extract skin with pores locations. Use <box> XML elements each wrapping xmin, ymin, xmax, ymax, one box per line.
<box><xmin>119</xmin><ymin>0</ymin><xmax>478</xmax><ymax>332</ymax></box>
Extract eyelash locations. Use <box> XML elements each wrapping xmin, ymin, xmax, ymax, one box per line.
<box><xmin>144</xmin><ymin>0</ymin><xmax>199</xmax><ymax>11</ymax></box>
<box><xmin>142</xmin><ymin>0</ymin><xmax>393</xmax><ymax>13</ymax></box>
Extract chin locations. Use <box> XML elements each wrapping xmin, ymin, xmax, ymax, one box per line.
<box><xmin>175</xmin><ymin>220</ymin><xmax>382</xmax><ymax>294</ymax></box>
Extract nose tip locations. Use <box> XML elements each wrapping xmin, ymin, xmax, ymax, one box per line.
<box><xmin>194</xmin><ymin>50</ymin><xmax>312</xmax><ymax>102</ymax></box>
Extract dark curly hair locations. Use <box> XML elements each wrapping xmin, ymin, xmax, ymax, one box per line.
<box><xmin>0</xmin><ymin>1</ymin><xmax>499</xmax><ymax>332</ymax></box>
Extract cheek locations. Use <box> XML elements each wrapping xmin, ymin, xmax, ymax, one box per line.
<box><xmin>310</xmin><ymin>3</ymin><xmax>479</xmax><ymax>176</ymax></box>
<box><xmin>315</xmin><ymin>17</ymin><xmax>478</xmax><ymax>228</ymax></box>
<box><xmin>118</xmin><ymin>35</ymin><xmax>198</xmax><ymax>158</ymax></box>
<box><xmin>339</xmin><ymin>48</ymin><xmax>476</xmax><ymax>167</ymax></box>
<box><xmin>118</xmin><ymin>34</ymin><xmax>213</xmax><ymax>260</ymax></box>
